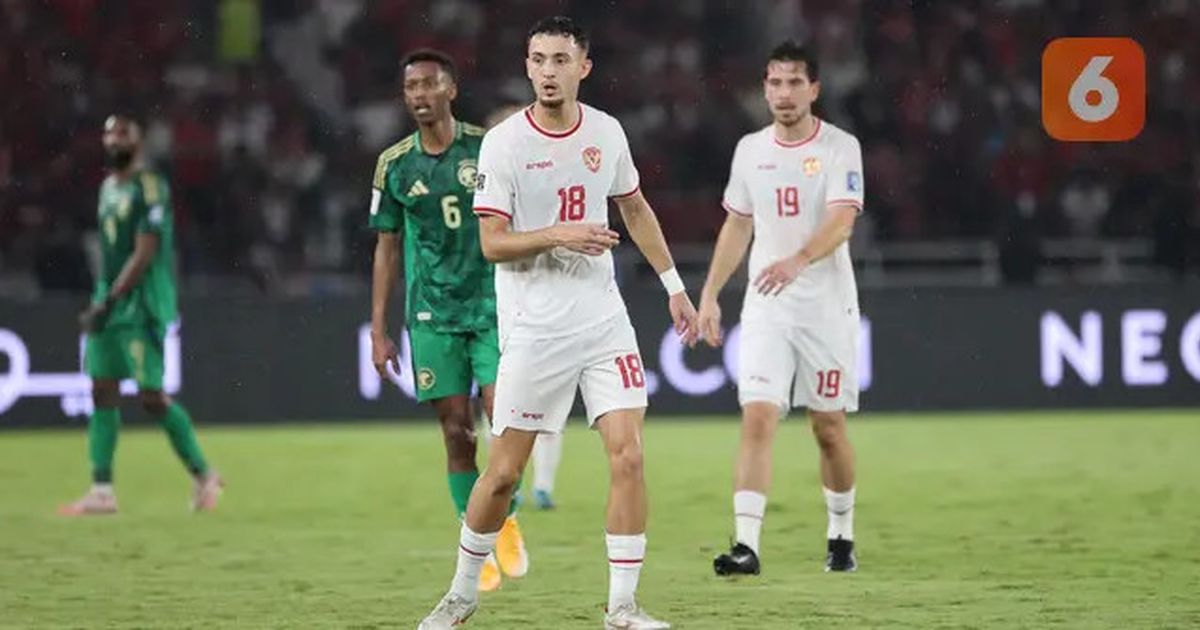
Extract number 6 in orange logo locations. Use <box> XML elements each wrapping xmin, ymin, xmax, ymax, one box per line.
<box><xmin>1042</xmin><ymin>38</ymin><xmax>1144</xmax><ymax>142</ymax></box>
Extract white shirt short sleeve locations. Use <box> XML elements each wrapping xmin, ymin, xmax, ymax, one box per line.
<box><xmin>721</xmin><ymin>139</ymin><xmax>752</xmax><ymax>217</ymax></box>
<box><xmin>609</xmin><ymin>125</ymin><xmax>640</xmax><ymax>198</ymax></box>
<box><xmin>473</xmin><ymin>128</ymin><xmax>515</xmax><ymax>220</ymax></box>
<box><xmin>823</xmin><ymin>135</ymin><xmax>864</xmax><ymax>212</ymax></box>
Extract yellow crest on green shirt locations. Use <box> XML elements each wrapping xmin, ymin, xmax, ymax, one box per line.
<box><xmin>457</xmin><ymin>159</ymin><xmax>478</xmax><ymax>189</ymax></box>
<box><xmin>117</xmin><ymin>195</ymin><xmax>132</xmax><ymax>219</ymax></box>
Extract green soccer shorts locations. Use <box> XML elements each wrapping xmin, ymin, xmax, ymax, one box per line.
<box><xmin>409</xmin><ymin>327</ymin><xmax>499</xmax><ymax>403</ymax></box>
<box><xmin>85</xmin><ymin>323</ymin><xmax>166</xmax><ymax>390</ymax></box>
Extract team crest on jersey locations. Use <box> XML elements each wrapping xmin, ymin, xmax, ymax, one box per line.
<box><xmin>417</xmin><ymin>368</ymin><xmax>436</xmax><ymax>391</ymax></box>
<box><xmin>582</xmin><ymin>146</ymin><xmax>602</xmax><ymax>173</ymax></box>
<box><xmin>803</xmin><ymin>157</ymin><xmax>821</xmax><ymax>176</ymax></box>
<box><xmin>457</xmin><ymin>159</ymin><xmax>478</xmax><ymax>189</ymax></box>
<box><xmin>117</xmin><ymin>195</ymin><xmax>132</xmax><ymax>219</ymax></box>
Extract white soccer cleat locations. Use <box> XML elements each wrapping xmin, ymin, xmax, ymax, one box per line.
<box><xmin>191</xmin><ymin>471</ymin><xmax>224</xmax><ymax>512</ymax></box>
<box><xmin>603</xmin><ymin>603</ymin><xmax>670</xmax><ymax>629</ymax></box>
<box><xmin>58</xmin><ymin>488</ymin><xmax>118</xmax><ymax>516</ymax></box>
<box><xmin>417</xmin><ymin>593</ymin><xmax>477</xmax><ymax>629</ymax></box>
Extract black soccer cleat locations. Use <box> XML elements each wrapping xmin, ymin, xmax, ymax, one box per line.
<box><xmin>825</xmin><ymin>537</ymin><xmax>857</xmax><ymax>572</ymax></box>
<box><xmin>713</xmin><ymin>542</ymin><xmax>760</xmax><ymax>576</ymax></box>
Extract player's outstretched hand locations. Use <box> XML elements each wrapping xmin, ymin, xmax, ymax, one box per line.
<box><xmin>697</xmin><ymin>297</ymin><xmax>723</xmax><ymax>347</ymax></box>
<box><xmin>669</xmin><ymin>292</ymin><xmax>700</xmax><ymax>348</ymax></box>
<box><xmin>78</xmin><ymin>302</ymin><xmax>110</xmax><ymax>333</ymax></box>
<box><xmin>754</xmin><ymin>254</ymin><xmax>809</xmax><ymax>296</ymax></box>
<box><xmin>551</xmin><ymin>223</ymin><xmax>620</xmax><ymax>256</ymax></box>
<box><xmin>371</xmin><ymin>333</ymin><xmax>401</xmax><ymax>379</ymax></box>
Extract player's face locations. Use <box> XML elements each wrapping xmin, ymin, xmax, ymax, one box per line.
<box><xmin>101</xmin><ymin>116</ymin><xmax>140</xmax><ymax>171</ymax></box>
<box><xmin>764</xmin><ymin>61</ymin><xmax>819</xmax><ymax>126</ymax></box>
<box><xmin>403</xmin><ymin>61</ymin><xmax>457</xmax><ymax>125</ymax></box>
<box><xmin>526</xmin><ymin>34</ymin><xmax>592</xmax><ymax>108</ymax></box>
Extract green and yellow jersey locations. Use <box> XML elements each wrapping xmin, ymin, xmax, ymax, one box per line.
<box><xmin>93</xmin><ymin>169</ymin><xmax>177</xmax><ymax>328</ymax></box>
<box><xmin>369</xmin><ymin>121</ymin><xmax>495</xmax><ymax>333</ymax></box>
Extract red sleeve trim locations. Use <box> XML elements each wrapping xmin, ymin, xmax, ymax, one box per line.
<box><xmin>474</xmin><ymin>207</ymin><xmax>512</xmax><ymax>220</ymax></box>
<box><xmin>609</xmin><ymin>185</ymin><xmax>640</xmax><ymax>200</ymax></box>
<box><xmin>722</xmin><ymin>201</ymin><xmax>752</xmax><ymax>217</ymax></box>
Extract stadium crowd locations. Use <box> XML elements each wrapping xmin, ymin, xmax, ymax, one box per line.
<box><xmin>1</xmin><ymin>0</ymin><xmax>1197</xmax><ymax>293</ymax></box>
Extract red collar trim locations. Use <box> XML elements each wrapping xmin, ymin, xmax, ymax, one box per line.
<box><xmin>774</xmin><ymin>118</ymin><xmax>821</xmax><ymax>148</ymax></box>
<box><xmin>525</xmin><ymin>104</ymin><xmax>584</xmax><ymax>139</ymax></box>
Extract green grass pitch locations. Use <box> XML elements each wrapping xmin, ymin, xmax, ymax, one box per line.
<box><xmin>2</xmin><ymin>411</ymin><xmax>1199</xmax><ymax>629</ymax></box>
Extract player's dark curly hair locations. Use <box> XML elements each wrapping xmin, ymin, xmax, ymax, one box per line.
<box><xmin>767</xmin><ymin>40</ymin><xmax>819</xmax><ymax>81</ymax></box>
<box><xmin>527</xmin><ymin>15</ymin><xmax>589</xmax><ymax>51</ymax></box>
<box><xmin>401</xmin><ymin>49</ymin><xmax>457</xmax><ymax>82</ymax></box>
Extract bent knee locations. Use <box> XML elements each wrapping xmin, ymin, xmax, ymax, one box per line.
<box><xmin>608</xmin><ymin>442</ymin><xmax>644</xmax><ymax>481</ymax></box>
<box><xmin>810</xmin><ymin>411</ymin><xmax>847</xmax><ymax>448</ymax></box>
<box><xmin>140</xmin><ymin>391</ymin><xmax>170</xmax><ymax>416</ymax></box>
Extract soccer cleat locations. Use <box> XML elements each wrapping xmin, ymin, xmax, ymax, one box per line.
<box><xmin>713</xmin><ymin>542</ymin><xmax>760</xmax><ymax>576</ymax></box>
<box><xmin>58</xmin><ymin>489</ymin><xmax>118</xmax><ymax>516</ymax></box>
<box><xmin>495</xmin><ymin>516</ymin><xmax>529</xmax><ymax>578</ymax></box>
<box><xmin>604</xmin><ymin>603</ymin><xmax>671</xmax><ymax>629</ymax></box>
<box><xmin>191</xmin><ymin>471</ymin><xmax>224</xmax><ymax>512</ymax></box>
<box><xmin>417</xmin><ymin>592</ymin><xmax>477</xmax><ymax>629</ymax></box>
<box><xmin>825</xmin><ymin>538</ymin><xmax>857</xmax><ymax>572</ymax></box>
<box><xmin>532</xmin><ymin>488</ymin><xmax>556</xmax><ymax>510</ymax></box>
<box><xmin>478</xmin><ymin>553</ymin><xmax>501</xmax><ymax>592</ymax></box>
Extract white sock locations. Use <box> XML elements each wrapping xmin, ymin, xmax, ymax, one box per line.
<box><xmin>532</xmin><ymin>433</ymin><xmax>563</xmax><ymax>493</ymax></box>
<box><xmin>605</xmin><ymin>533</ymin><xmax>646</xmax><ymax>611</ymax></box>
<box><xmin>824</xmin><ymin>486</ymin><xmax>855</xmax><ymax>541</ymax></box>
<box><xmin>92</xmin><ymin>483</ymin><xmax>114</xmax><ymax>496</ymax></box>
<box><xmin>449</xmin><ymin>523</ymin><xmax>498</xmax><ymax>600</ymax></box>
<box><xmin>733</xmin><ymin>490</ymin><xmax>767</xmax><ymax>554</ymax></box>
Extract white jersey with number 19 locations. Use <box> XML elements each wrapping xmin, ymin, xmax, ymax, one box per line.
<box><xmin>473</xmin><ymin>103</ymin><xmax>640</xmax><ymax>341</ymax></box>
<box><xmin>723</xmin><ymin>118</ymin><xmax>864</xmax><ymax>326</ymax></box>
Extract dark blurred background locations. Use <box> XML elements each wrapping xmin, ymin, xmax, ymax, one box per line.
<box><xmin>2</xmin><ymin>0</ymin><xmax>1199</xmax><ymax>298</ymax></box>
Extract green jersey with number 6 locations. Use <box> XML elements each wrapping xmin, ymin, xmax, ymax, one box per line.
<box><xmin>369</xmin><ymin>121</ymin><xmax>494</xmax><ymax>332</ymax></box>
<box><xmin>93</xmin><ymin>169</ymin><xmax>178</xmax><ymax>328</ymax></box>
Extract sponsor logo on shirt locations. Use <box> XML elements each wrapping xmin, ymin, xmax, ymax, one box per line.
<box><xmin>582</xmin><ymin>146</ymin><xmax>602</xmax><ymax>173</ymax></box>
<box><xmin>521</xmin><ymin>411</ymin><xmax>545</xmax><ymax>420</ymax></box>
<box><xmin>757</xmin><ymin>163</ymin><xmax>777</xmax><ymax>170</ymax></box>
<box><xmin>408</xmin><ymin>180</ymin><xmax>430</xmax><ymax>197</ymax></box>
<box><xmin>847</xmin><ymin>170</ymin><xmax>862</xmax><ymax>192</ymax></box>
<box><xmin>525</xmin><ymin>160</ymin><xmax>554</xmax><ymax>170</ymax></box>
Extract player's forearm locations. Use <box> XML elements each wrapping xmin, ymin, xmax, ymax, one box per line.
<box><xmin>617</xmin><ymin>194</ymin><xmax>675</xmax><ymax>274</ymax></box>
<box><xmin>479</xmin><ymin>223</ymin><xmax>557</xmax><ymax>263</ymax></box>
<box><xmin>700</xmin><ymin>216</ymin><xmax>753</xmax><ymax>303</ymax></box>
<box><xmin>371</xmin><ymin>235</ymin><xmax>400</xmax><ymax>337</ymax></box>
<box><xmin>795</xmin><ymin>206</ymin><xmax>856</xmax><ymax>265</ymax></box>
<box><xmin>106</xmin><ymin>235</ymin><xmax>158</xmax><ymax>302</ymax></box>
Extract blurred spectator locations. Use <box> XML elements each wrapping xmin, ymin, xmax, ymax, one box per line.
<box><xmin>2</xmin><ymin>0</ymin><xmax>1198</xmax><ymax>293</ymax></box>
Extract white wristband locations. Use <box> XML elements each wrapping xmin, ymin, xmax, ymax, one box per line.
<box><xmin>659</xmin><ymin>267</ymin><xmax>685</xmax><ymax>296</ymax></box>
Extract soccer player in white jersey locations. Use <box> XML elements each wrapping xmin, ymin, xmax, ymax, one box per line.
<box><xmin>698</xmin><ymin>41</ymin><xmax>864</xmax><ymax>576</ymax></box>
<box><xmin>418</xmin><ymin>16</ymin><xmax>698</xmax><ymax>630</ymax></box>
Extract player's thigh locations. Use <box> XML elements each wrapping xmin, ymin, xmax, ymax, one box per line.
<box><xmin>491</xmin><ymin>335</ymin><xmax>580</xmax><ymax>436</ymax></box>
<box><xmin>85</xmin><ymin>327</ymin><xmax>133</xmax><ymax>382</ymax></box>
<box><xmin>409</xmin><ymin>328</ymin><xmax>472</xmax><ymax>403</ymax></box>
<box><xmin>736</xmin><ymin>321</ymin><xmax>796</xmax><ymax>412</ymax></box>
<box><xmin>130</xmin><ymin>323</ymin><xmax>166</xmax><ymax>391</ymax></box>
<box><xmin>579</xmin><ymin>315</ymin><xmax>647</xmax><ymax>427</ymax></box>
<box><xmin>791</xmin><ymin>320</ymin><xmax>858</xmax><ymax>413</ymax></box>
<box><xmin>467</xmin><ymin>326</ymin><xmax>500</xmax><ymax>389</ymax></box>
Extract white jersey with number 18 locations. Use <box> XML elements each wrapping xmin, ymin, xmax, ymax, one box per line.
<box><xmin>473</xmin><ymin>103</ymin><xmax>640</xmax><ymax>340</ymax></box>
<box><xmin>723</xmin><ymin>118</ymin><xmax>864</xmax><ymax>326</ymax></box>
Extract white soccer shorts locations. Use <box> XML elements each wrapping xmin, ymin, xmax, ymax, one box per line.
<box><xmin>492</xmin><ymin>313</ymin><xmax>648</xmax><ymax>435</ymax></box>
<box><xmin>737</xmin><ymin>316</ymin><xmax>859</xmax><ymax>413</ymax></box>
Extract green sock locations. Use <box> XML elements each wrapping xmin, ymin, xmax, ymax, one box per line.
<box><xmin>88</xmin><ymin>407</ymin><xmax>121</xmax><ymax>484</ymax></box>
<box><xmin>448</xmin><ymin>470</ymin><xmax>479</xmax><ymax>519</ymax></box>
<box><xmin>158</xmin><ymin>403</ymin><xmax>209</xmax><ymax>477</ymax></box>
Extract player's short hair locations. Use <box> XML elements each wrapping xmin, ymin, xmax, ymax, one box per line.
<box><xmin>401</xmin><ymin>48</ymin><xmax>457</xmax><ymax>82</ymax></box>
<box><xmin>766</xmin><ymin>40</ymin><xmax>819</xmax><ymax>81</ymax></box>
<box><xmin>527</xmin><ymin>15</ymin><xmax>589</xmax><ymax>52</ymax></box>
